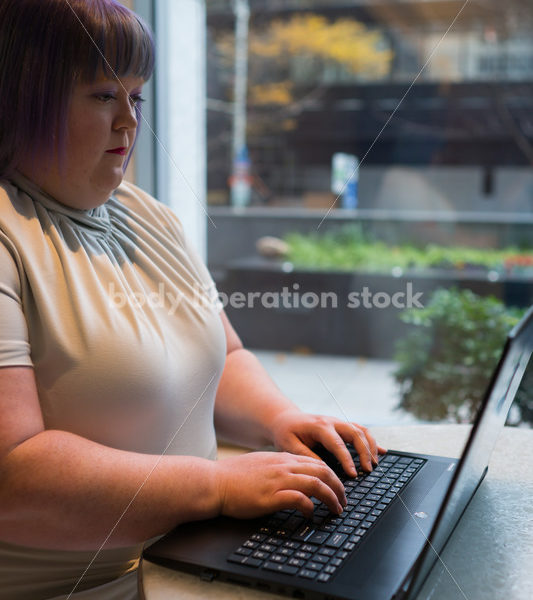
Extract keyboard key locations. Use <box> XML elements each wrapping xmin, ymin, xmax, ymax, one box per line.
<box><xmin>309</xmin><ymin>531</ymin><xmax>330</xmax><ymax>544</ymax></box>
<box><xmin>263</xmin><ymin>562</ymin><xmax>298</xmax><ymax>575</ymax></box>
<box><xmin>325</xmin><ymin>533</ymin><xmax>348</xmax><ymax>548</ymax></box>
<box><xmin>344</xmin><ymin>515</ymin><xmax>362</xmax><ymax>525</ymax></box>
<box><xmin>266</xmin><ymin>518</ymin><xmax>283</xmax><ymax>528</ymax></box>
<box><xmin>313</xmin><ymin>554</ymin><xmax>329</xmax><ymax>564</ymax></box>
<box><xmin>285</xmin><ymin>516</ymin><xmax>305</xmax><ymax>531</ymax></box>
<box><xmin>338</xmin><ymin>525</ymin><xmax>354</xmax><ymax>534</ymax></box>
<box><xmin>366</xmin><ymin>494</ymin><xmax>382</xmax><ymax>502</ymax></box>
<box><xmin>358</xmin><ymin>482</ymin><xmax>374</xmax><ymax>489</ymax></box>
<box><xmin>252</xmin><ymin>551</ymin><xmax>270</xmax><ymax>560</ymax></box>
<box><xmin>270</xmin><ymin>554</ymin><xmax>287</xmax><ymax>564</ymax></box>
<box><xmin>355</xmin><ymin>505</ymin><xmax>371</xmax><ymax>514</ymax></box>
<box><xmin>298</xmin><ymin>568</ymin><xmax>317</xmax><ymax>579</ymax></box>
<box><xmin>306</xmin><ymin>561</ymin><xmax>323</xmax><ymax>571</ymax></box>
<box><xmin>288</xmin><ymin>558</ymin><xmax>305</xmax><ymax>567</ymax></box>
<box><xmin>301</xmin><ymin>544</ymin><xmax>318</xmax><ymax>553</ymax></box>
<box><xmin>228</xmin><ymin>554</ymin><xmax>262</xmax><ymax>568</ymax></box>
<box><xmin>266</xmin><ymin>537</ymin><xmax>283</xmax><ymax>546</ymax></box>
<box><xmin>350</xmin><ymin>511</ymin><xmax>366</xmax><ymax>521</ymax></box>
<box><xmin>243</xmin><ymin>540</ymin><xmax>259</xmax><ymax>549</ymax></box>
<box><xmin>317</xmin><ymin>573</ymin><xmax>331</xmax><ymax>582</ymax></box>
<box><xmin>349</xmin><ymin>492</ymin><xmax>364</xmax><ymax>500</ymax></box>
<box><xmin>295</xmin><ymin>551</ymin><xmax>312</xmax><ymax>560</ymax></box>
<box><xmin>343</xmin><ymin>542</ymin><xmax>356</xmax><ymax>552</ymax></box>
<box><xmin>324</xmin><ymin>565</ymin><xmax>337</xmax><ymax>574</ymax></box>
<box><xmin>274</xmin><ymin>512</ymin><xmax>290</xmax><ymax>522</ymax></box>
<box><xmin>292</xmin><ymin>525</ymin><xmax>314</xmax><ymax>542</ymax></box>
<box><xmin>318</xmin><ymin>547</ymin><xmax>336</xmax><ymax>557</ymax></box>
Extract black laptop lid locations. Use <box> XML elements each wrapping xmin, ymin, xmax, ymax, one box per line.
<box><xmin>405</xmin><ymin>306</ymin><xmax>533</xmax><ymax>599</ymax></box>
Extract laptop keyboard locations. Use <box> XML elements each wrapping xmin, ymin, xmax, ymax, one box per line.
<box><xmin>227</xmin><ymin>451</ymin><xmax>426</xmax><ymax>583</ymax></box>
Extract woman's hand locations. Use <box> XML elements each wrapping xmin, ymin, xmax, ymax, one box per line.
<box><xmin>269</xmin><ymin>409</ymin><xmax>387</xmax><ymax>477</ymax></box>
<box><xmin>213</xmin><ymin>451</ymin><xmax>347</xmax><ymax>519</ymax></box>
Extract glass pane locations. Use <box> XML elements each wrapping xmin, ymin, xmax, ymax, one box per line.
<box><xmin>206</xmin><ymin>0</ymin><xmax>533</xmax><ymax>427</ymax></box>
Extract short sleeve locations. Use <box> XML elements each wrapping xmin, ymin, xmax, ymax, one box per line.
<box><xmin>0</xmin><ymin>233</ymin><xmax>32</xmax><ymax>367</ymax></box>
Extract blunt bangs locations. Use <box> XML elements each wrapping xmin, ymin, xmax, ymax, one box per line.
<box><xmin>0</xmin><ymin>0</ymin><xmax>155</xmax><ymax>178</ymax></box>
<box><xmin>76</xmin><ymin>0</ymin><xmax>155</xmax><ymax>83</ymax></box>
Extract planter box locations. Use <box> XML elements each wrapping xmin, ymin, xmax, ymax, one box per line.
<box><xmin>216</xmin><ymin>257</ymin><xmax>533</xmax><ymax>358</ymax></box>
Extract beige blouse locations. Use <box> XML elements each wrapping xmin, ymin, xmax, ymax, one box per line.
<box><xmin>0</xmin><ymin>173</ymin><xmax>226</xmax><ymax>599</ymax></box>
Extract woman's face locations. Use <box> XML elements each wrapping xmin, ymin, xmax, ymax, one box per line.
<box><xmin>20</xmin><ymin>75</ymin><xmax>145</xmax><ymax>210</ymax></box>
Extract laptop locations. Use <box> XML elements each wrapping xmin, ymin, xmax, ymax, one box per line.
<box><xmin>144</xmin><ymin>306</ymin><xmax>533</xmax><ymax>600</ymax></box>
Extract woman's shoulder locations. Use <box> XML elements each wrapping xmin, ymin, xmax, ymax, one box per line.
<box><xmin>0</xmin><ymin>178</ymin><xmax>39</xmax><ymax>234</ymax></box>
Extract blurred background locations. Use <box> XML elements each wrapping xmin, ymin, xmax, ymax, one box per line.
<box><xmin>123</xmin><ymin>0</ymin><xmax>533</xmax><ymax>428</ymax></box>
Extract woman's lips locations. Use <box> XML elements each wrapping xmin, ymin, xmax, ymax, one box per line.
<box><xmin>106</xmin><ymin>147</ymin><xmax>127</xmax><ymax>156</ymax></box>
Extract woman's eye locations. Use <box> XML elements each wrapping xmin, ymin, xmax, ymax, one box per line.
<box><xmin>129</xmin><ymin>95</ymin><xmax>146</xmax><ymax>106</ymax></box>
<box><xmin>95</xmin><ymin>94</ymin><xmax>116</xmax><ymax>103</ymax></box>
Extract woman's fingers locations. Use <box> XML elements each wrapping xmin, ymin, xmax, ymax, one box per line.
<box><xmin>346</xmin><ymin>423</ymin><xmax>379</xmax><ymax>468</ymax></box>
<box><xmin>215</xmin><ymin>452</ymin><xmax>348</xmax><ymax>519</ymax></box>
<box><xmin>272</xmin><ymin>490</ymin><xmax>315</xmax><ymax>519</ymax></box>
<box><xmin>288</xmin><ymin>473</ymin><xmax>344</xmax><ymax>515</ymax></box>
<box><xmin>290</xmin><ymin>455</ymin><xmax>347</xmax><ymax>506</ymax></box>
<box><xmin>310</xmin><ymin>422</ymin><xmax>384</xmax><ymax>475</ymax></box>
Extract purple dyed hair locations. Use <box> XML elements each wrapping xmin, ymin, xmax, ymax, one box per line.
<box><xmin>0</xmin><ymin>0</ymin><xmax>155</xmax><ymax>177</ymax></box>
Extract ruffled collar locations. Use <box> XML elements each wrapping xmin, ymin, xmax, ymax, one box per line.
<box><xmin>8</xmin><ymin>171</ymin><xmax>113</xmax><ymax>233</ymax></box>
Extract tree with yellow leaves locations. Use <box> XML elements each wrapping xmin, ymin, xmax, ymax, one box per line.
<box><xmin>215</xmin><ymin>13</ymin><xmax>393</xmax><ymax>108</ymax></box>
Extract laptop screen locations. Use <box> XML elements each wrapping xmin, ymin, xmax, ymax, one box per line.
<box><xmin>406</xmin><ymin>307</ymin><xmax>533</xmax><ymax>599</ymax></box>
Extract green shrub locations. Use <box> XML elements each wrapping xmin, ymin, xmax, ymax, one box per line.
<box><xmin>284</xmin><ymin>226</ymin><xmax>533</xmax><ymax>274</ymax></box>
<box><xmin>393</xmin><ymin>288</ymin><xmax>528</xmax><ymax>424</ymax></box>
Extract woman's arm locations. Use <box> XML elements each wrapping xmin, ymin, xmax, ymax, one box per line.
<box><xmin>214</xmin><ymin>311</ymin><xmax>386</xmax><ymax>475</ymax></box>
<box><xmin>0</xmin><ymin>366</ymin><xmax>345</xmax><ymax>551</ymax></box>
<box><xmin>0</xmin><ymin>366</ymin><xmax>220</xmax><ymax>549</ymax></box>
<box><xmin>213</xmin><ymin>310</ymin><xmax>303</xmax><ymax>448</ymax></box>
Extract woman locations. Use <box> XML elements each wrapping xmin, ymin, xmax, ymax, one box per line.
<box><xmin>0</xmin><ymin>1</ymin><xmax>385</xmax><ymax>598</ymax></box>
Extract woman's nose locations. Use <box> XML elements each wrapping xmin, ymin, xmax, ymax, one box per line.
<box><xmin>114</xmin><ymin>97</ymin><xmax>138</xmax><ymax>131</ymax></box>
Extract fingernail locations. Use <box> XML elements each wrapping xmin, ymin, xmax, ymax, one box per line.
<box><xmin>337</xmin><ymin>503</ymin><xmax>343</xmax><ymax>514</ymax></box>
